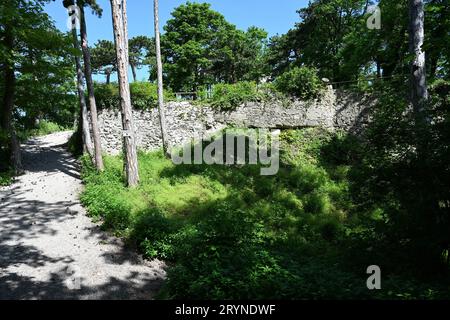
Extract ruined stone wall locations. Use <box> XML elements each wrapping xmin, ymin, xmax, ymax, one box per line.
<box><xmin>96</xmin><ymin>87</ymin><xmax>374</xmax><ymax>155</ymax></box>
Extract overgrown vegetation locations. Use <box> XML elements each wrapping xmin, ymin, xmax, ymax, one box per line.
<box><xmin>274</xmin><ymin>67</ymin><xmax>325</xmax><ymax>100</ymax></box>
<box><xmin>94</xmin><ymin>82</ymin><xmax>175</xmax><ymax>110</ymax></box>
<box><xmin>2</xmin><ymin>0</ymin><xmax>450</xmax><ymax>301</ymax></box>
<box><xmin>80</xmin><ymin>126</ymin><xmax>450</xmax><ymax>299</ymax></box>
<box><xmin>26</xmin><ymin>120</ymin><xmax>69</xmax><ymax>137</ymax></box>
<box><xmin>0</xmin><ymin>170</ymin><xmax>13</xmax><ymax>186</ymax></box>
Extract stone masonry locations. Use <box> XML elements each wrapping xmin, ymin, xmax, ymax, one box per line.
<box><xmin>96</xmin><ymin>87</ymin><xmax>374</xmax><ymax>155</ymax></box>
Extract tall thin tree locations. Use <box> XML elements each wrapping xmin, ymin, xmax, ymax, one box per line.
<box><xmin>409</xmin><ymin>0</ymin><xmax>428</xmax><ymax>122</ymax></box>
<box><xmin>153</xmin><ymin>0</ymin><xmax>169</xmax><ymax>155</ymax></box>
<box><xmin>66</xmin><ymin>3</ymin><xmax>94</xmax><ymax>158</ymax></box>
<box><xmin>78</xmin><ymin>0</ymin><xmax>104</xmax><ymax>171</ymax></box>
<box><xmin>110</xmin><ymin>0</ymin><xmax>140</xmax><ymax>186</ymax></box>
<box><xmin>1</xmin><ymin>24</ymin><xmax>22</xmax><ymax>174</ymax></box>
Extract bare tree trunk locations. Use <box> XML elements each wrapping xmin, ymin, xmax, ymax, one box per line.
<box><xmin>1</xmin><ymin>26</ymin><xmax>22</xmax><ymax>174</ymax></box>
<box><xmin>79</xmin><ymin>5</ymin><xmax>104</xmax><ymax>171</ymax></box>
<box><xmin>131</xmin><ymin>64</ymin><xmax>137</xmax><ymax>82</ymax></box>
<box><xmin>69</xmin><ymin>9</ymin><xmax>94</xmax><ymax>158</ymax></box>
<box><xmin>154</xmin><ymin>0</ymin><xmax>169</xmax><ymax>156</ymax></box>
<box><xmin>409</xmin><ymin>0</ymin><xmax>428</xmax><ymax>121</ymax></box>
<box><xmin>110</xmin><ymin>0</ymin><xmax>140</xmax><ymax>187</ymax></box>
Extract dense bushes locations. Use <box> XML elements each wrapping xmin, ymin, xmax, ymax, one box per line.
<box><xmin>1</xmin><ymin>121</ymin><xmax>66</xmax><ymax>185</ymax></box>
<box><xmin>274</xmin><ymin>67</ymin><xmax>325</xmax><ymax>99</ymax></box>
<box><xmin>94</xmin><ymin>77</ymin><xmax>325</xmax><ymax>113</ymax></box>
<box><xmin>94</xmin><ymin>82</ymin><xmax>175</xmax><ymax>110</ymax></box>
<box><xmin>349</xmin><ymin>80</ymin><xmax>450</xmax><ymax>273</ymax></box>
<box><xmin>29</xmin><ymin>121</ymin><xmax>67</xmax><ymax>137</ymax></box>
<box><xmin>80</xmin><ymin>127</ymin><xmax>450</xmax><ymax>299</ymax></box>
<box><xmin>207</xmin><ymin>82</ymin><xmax>263</xmax><ymax>110</ymax></box>
<box><xmin>14</xmin><ymin>120</ymin><xmax>69</xmax><ymax>143</ymax></box>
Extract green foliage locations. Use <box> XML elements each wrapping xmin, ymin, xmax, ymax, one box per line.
<box><xmin>161</xmin><ymin>2</ymin><xmax>268</xmax><ymax>92</ymax></box>
<box><xmin>67</xmin><ymin>127</ymin><xmax>83</xmax><ymax>157</ymax></box>
<box><xmin>274</xmin><ymin>67</ymin><xmax>325</xmax><ymax>99</ymax></box>
<box><xmin>264</xmin><ymin>0</ymin><xmax>450</xmax><ymax>85</ymax></box>
<box><xmin>29</xmin><ymin>121</ymin><xmax>68</xmax><ymax>137</ymax></box>
<box><xmin>14</xmin><ymin>121</ymin><xmax>69</xmax><ymax>143</ymax></box>
<box><xmin>0</xmin><ymin>170</ymin><xmax>13</xmax><ymax>186</ymax></box>
<box><xmin>349</xmin><ymin>81</ymin><xmax>450</xmax><ymax>273</ymax></box>
<box><xmin>208</xmin><ymin>82</ymin><xmax>261</xmax><ymax>110</ymax></box>
<box><xmin>93</xmin><ymin>82</ymin><xmax>175</xmax><ymax>110</ymax></box>
<box><xmin>91</xmin><ymin>39</ymin><xmax>116</xmax><ymax>83</ymax></box>
<box><xmin>80</xmin><ymin>127</ymin><xmax>450</xmax><ymax>299</ymax></box>
<box><xmin>129</xmin><ymin>36</ymin><xmax>154</xmax><ymax>82</ymax></box>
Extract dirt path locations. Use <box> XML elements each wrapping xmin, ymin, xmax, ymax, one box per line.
<box><xmin>0</xmin><ymin>132</ymin><xmax>165</xmax><ymax>300</ymax></box>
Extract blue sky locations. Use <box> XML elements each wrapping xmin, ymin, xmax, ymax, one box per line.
<box><xmin>44</xmin><ymin>0</ymin><xmax>308</xmax><ymax>82</ymax></box>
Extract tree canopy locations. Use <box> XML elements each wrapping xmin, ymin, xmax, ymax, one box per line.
<box><xmin>160</xmin><ymin>2</ymin><xmax>268</xmax><ymax>92</ymax></box>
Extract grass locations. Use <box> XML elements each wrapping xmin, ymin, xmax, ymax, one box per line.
<box><xmin>80</xmin><ymin>128</ymin><xmax>450</xmax><ymax>299</ymax></box>
<box><xmin>0</xmin><ymin>170</ymin><xmax>13</xmax><ymax>186</ymax></box>
<box><xmin>17</xmin><ymin>120</ymin><xmax>70</xmax><ymax>142</ymax></box>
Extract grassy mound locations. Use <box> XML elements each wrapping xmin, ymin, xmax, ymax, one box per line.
<box><xmin>80</xmin><ymin>128</ymin><xmax>450</xmax><ymax>299</ymax></box>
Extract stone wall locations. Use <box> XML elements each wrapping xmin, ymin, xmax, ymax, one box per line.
<box><xmin>97</xmin><ymin>87</ymin><xmax>374</xmax><ymax>155</ymax></box>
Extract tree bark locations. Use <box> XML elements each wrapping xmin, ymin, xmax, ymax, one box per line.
<box><xmin>1</xmin><ymin>26</ymin><xmax>22</xmax><ymax>174</ymax></box>
<box><xmin>110</xmin><ymin>0</ymin><xmax>140</xmax><ymax>187</ymax></box>
<box><xmin>79</xmin><ymin>4</ymin><xmax>104</xmax><ymax>171</ymax></box>
<box><xmin>131</xmin><ymin>64</ymin><xmax>137</xmax><ymax>82</ymax></box>
<box><xmin>154</xmin><ymin>0</ymin><xmax>169</xmax><ymax>156</ymax></box>
<box><xmin>69</xmin><ymin>9</ymin><xmax>94</xmax><ymax>158</ymax></box>
<box><xmin>409</xmin><ymin>0</ymin><xmax>428</xmax><ymax>121</ymax></box>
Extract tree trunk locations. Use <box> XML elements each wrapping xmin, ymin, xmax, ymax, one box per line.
<box><xmin>376</xmin><ymin>60</ymin><xmax>381</xmax><ymax>79</ymax></box>
<box><xmin>429</xmin><ymin>55</ymin><xmax>438</xmax><ymax>81</ymax></box>
<box><xmin>106</xmin><ymin>72</ymin><xmax>111</xmax><ymax>84</ymax></box>
<box><xmin>69</xmin><ymin>9</ymin><xmax>94</xmax><ymax>158</ymax></box>
<box><xmin>79</xmin><ymin>4</ymin><xmax>104</xmax><ymax>171</ymax></box>
<box><xmin>131</xmin><ymin>64</ymin><xmax>137</xmax><ymax>82</ymax></box>
<box><xmin>110</xmin><ymin>0</ymin><xmax>140</xmax><ymax>187</ymax></box>
<box><xmin>1</xmin><ymin>26</ymin><xmax>22</xmax><ymax>174</ymax></box>
<box><xmin>154</xmin><ymin>0</ymin><xmax>169</xmax><ymax>156</ymax></box>
<box><xmin>409</xmin><ymin>0</ymin><xmax>428</xmax><ymax>121</ymax></box>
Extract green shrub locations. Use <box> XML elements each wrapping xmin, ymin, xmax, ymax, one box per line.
<box><xmin>0</xmin><ymin>170</ymin><xmax>13</xmax><ymax>186</ymax></box>
<box><xmin>94</xmin><ymin>82</ymin><xmax>175</xmax><ymax>110</ymax></box>
<box><xmin>19</xmin><ymin>120</ymin><xmax>68</xmax><ymax>140</ymax></box>
<box><xmin>274</xmin><ymin>66</ymin><xmax>325</xmax><ymax>100</ymax></box>
<box><xmin>93</xmin><ymin>83</ymin><xmax>120</xmax><ymax>110</ymax></box>
<box><xmin>80</xmin><ymin>127</ymin><xmax>450</xmax><ymax>300</ymax></box>
<box><xmin>209</xmin><ymin>81</ymin><xmax>262</xmax><ymax>110</ymax></box>
<box><xmin>67</xmin><ymin>128</ymin><xmax>83</xmax><ymax>156</ymax></box>
<box><xmin>33</xmin><ymin>121</ymin><xmax>66</xmax><ymax>136</ymax></box>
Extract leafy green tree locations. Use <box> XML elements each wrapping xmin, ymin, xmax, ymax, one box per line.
<box><xmin>129</xmin><ymin>35</ymin><xmax>154</xmax><ymax>82</ymax></box>
<box><xmin>1</xmin><ymin>0</ymin><xmax>76</xmax><ymax>172</ymax></box>
<box><xmin>91</xmin><ymin>40</ymin><xmax>116</xmax><ymax>84</ymax></box>
<box><xmin>161</xmin><ymin>2</ymin><xmax>230</xmax><ymax>92</ymax></box>
<box><xmin>161</xmin><ymin>2</ymin><xmax>268</xmax><ymax>93</ymax></box>
<box><xmin>265</xmin><ymin>29</ymin><xmax>300</xmax><ymax>79</ymax></box>
<box><xmin>424</xmin><ymin>0</ymin><xmax>450</xmax><ymax>81</ymax></box>
<box><xmin>212</xmin><ymin>26</ymin><xmax>268</xmax><ymax>84</ymax></box>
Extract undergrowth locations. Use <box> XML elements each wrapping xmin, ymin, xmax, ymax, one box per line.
<box><xmin>80</xmin><ymin>128</ymin><xmax>450</xmax><ymax>299</ymax></box>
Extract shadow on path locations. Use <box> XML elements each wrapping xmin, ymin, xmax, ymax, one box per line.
<box><xmin>0</xmin><ymin>132</ymin><xmax>166</xmax><ymax>300</ymax></box>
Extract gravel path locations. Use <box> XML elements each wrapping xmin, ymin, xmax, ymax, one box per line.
<box><xmin>0</xmin><ymin>132</ymin><xmax>166</xmax><ymax>300</ymax></box>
